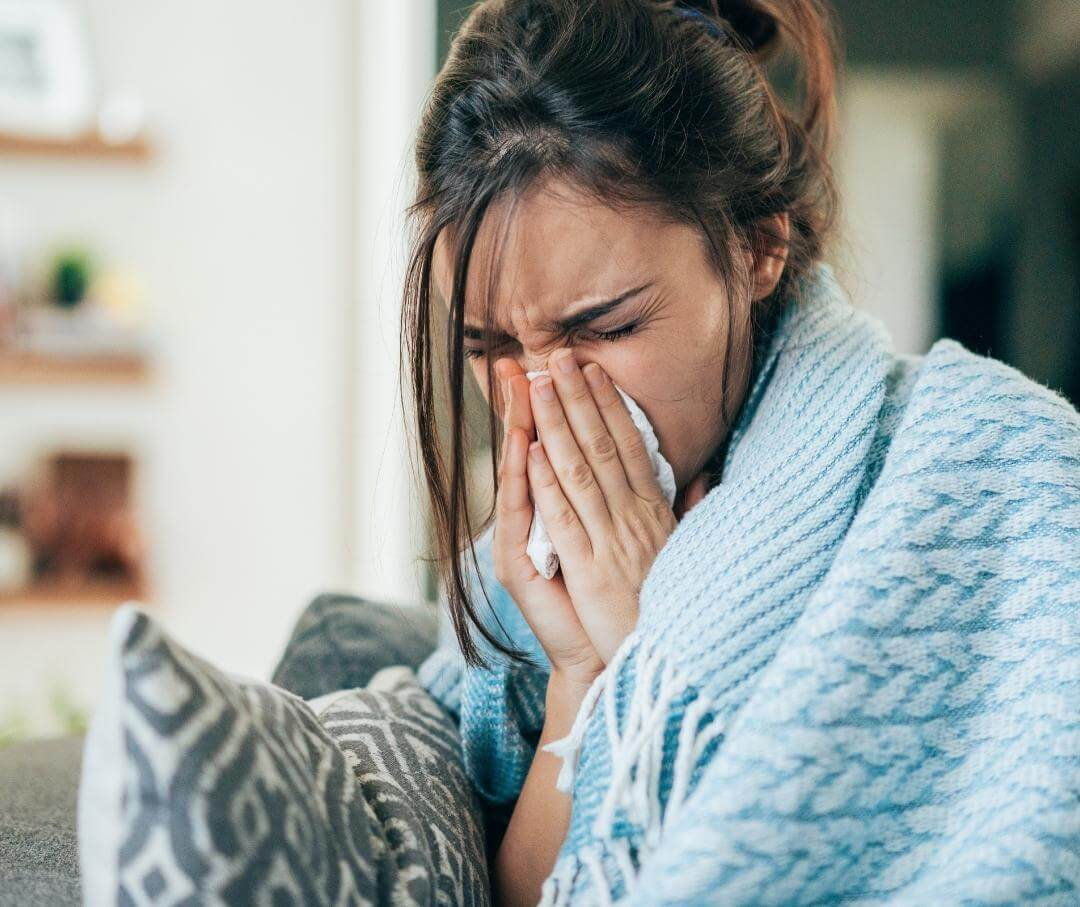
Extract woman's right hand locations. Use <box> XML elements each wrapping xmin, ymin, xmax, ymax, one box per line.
<box><xmin>492</xmin><ymin>357</ymin><xmax>607</xmax><ymax>688</ymax></box>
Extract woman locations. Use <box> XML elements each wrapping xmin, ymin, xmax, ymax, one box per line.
<box><xmin>407</xmin><ymin>2</ymin><xmax>1080</xmax><ymax>905</ymax></box>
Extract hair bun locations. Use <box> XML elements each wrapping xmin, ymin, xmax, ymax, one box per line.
<box><xmin>717</xmin><ymin>1</ymin><xmax>778</xmax><ymax>53</ymax></box>
<box><xmin>680</xmin><ymin>1</ymin><xmax>779</xmax><ymax>56</ymax></box>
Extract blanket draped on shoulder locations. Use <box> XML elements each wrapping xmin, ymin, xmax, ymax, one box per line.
<box><xmin>418</xmin><ymin>261</ymin><xmax>1080</xmax><ymax>906</ymax></box>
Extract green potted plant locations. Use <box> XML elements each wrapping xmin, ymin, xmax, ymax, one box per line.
<box><xmin>48</xmin><ymin>246</ymin><xmax>96</xmax><ymax>308</ymax></box>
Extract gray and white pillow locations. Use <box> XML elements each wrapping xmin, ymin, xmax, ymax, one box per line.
<box><xmin>77</xmin><ymin>604</ymin><xmax>490</xmax><ymax>905</ymax></box>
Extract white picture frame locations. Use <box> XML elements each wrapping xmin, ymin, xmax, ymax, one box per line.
<box><xmin>0</xmin><ymin>0</ymin><xmax>94</xmax><ymax>139</ymax></box>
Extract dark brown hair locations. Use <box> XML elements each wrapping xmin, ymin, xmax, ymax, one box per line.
<box><xmin>400</xmin><ymin>0</ymin><xmax>844</xmax><ymax>670</ymax></box>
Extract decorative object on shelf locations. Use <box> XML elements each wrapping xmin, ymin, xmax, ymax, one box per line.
<box><xmin>8</xmin><ymin>243</ymin><xmax>152</xmax><ymax>360</ymax></box>
<box><xmin>89</xmin><ymin>265</ymin><xmax>145</xmax><ymax>329</ymax></box>
<box><xmin>0</xmin><ymin>0</ymin><xmax>95</xmax><ymax>140</ymax></box>
<box><xmin>96</xmin><ymin>88</ymin><xmax>145</xmax><ymax>146</ymax></box>
<box><xmin>15</xmin><ymin>297</ymin><xmax>150</xmax><ymax>357</ymax></box>
<box><xmin>49</xmin><ymin>244</ymin><xmax>94</xmax><ymax>307</ymax></box>
<box><xmin>0</xmin><ymin>488</ymin><xmax>31</xmax><ymax>590</ymax></box>
<box><xmin>12</xmin><ymin>450</ymin><xmax>146</xmax><ymax>599</ymax></box>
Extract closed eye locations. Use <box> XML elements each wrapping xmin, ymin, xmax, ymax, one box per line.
<box><xmin>463</xmin><ymin>322</ymin><xmax>640</xmax><ymax>360</ymax></box>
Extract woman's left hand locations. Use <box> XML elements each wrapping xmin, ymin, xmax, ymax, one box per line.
<box><xmin>511</xmin><ymin>347</ymin><xmax>681</xmax><ymax>665</ymax></box>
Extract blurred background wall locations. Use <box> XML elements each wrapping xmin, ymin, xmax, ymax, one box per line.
<box><xmin>0</xmin><ymin>0</ymin><xmax>1076</xmax><ymax>742</ymax></box>
<box><xmin>0</xmin><ymin>0</ymin><xmax>361</xmax><ymax>738</ymax></box>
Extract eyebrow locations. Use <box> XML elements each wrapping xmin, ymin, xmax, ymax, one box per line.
<box><xmin>462</xmin><ymin>282</ymin><xmax>654</xmax><ymax>340</ymax></box>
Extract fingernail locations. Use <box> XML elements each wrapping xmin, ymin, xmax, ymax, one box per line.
<box><xmin>535</xmin><ymin>377</ymin><xmax>555</xmax><ymax>401</ymax></box>
<box><xmin>556</xmin><ymin>350</ymin><xmax>575</xmax><ymax>374</ymax></box>
<box><xmin>584</xmin><ymin>363</ymin><xmax>604</xmax><ymax>389</ymax></box>
<box><xmin>529</xmin><ymin>440</ymin><xmax>544</xmax><ymax>461</ymax></box>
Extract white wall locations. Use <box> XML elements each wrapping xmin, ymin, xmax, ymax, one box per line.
<box><xmin>836</xmin><ymin>71</ymin><xmax>943</xmax><ymax>355</ymax></box>
<box><xmin>836</xmin><ymin>69</ymin><xmax>1012</xmax><ymax>357</ymax></box>
<box><xmin>0</xmin><ymin>0</ymin><xmax>353</xmax><ymax>735</ymax></box>
<box><xmin>351</xmin><ymin>0</ymin><xmax>437</xmax><ymax>610</ymax></box>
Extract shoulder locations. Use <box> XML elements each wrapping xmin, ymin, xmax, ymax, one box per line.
<box><xmin>862</xmin><ymin>337</ymin><xmax>1079</xmax><ymax>511</ymax></box>
<box><xmin>901</xmin><ymin>338</ymin><xmax>1079</xmax><ymax>451</ymax></box>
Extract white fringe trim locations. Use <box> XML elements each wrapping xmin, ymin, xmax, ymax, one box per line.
<box><xmin>538</xmin><ymin>634</ymin><xmax>728</xmax><ymax>903</ymax></box>
<box><xmin>538</xmin><ymin>837</ymin><xmax>639</xmax><ymax>907</ymax></box>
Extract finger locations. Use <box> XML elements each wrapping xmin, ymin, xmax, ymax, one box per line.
<box><xmin>499</xmin><ymin>355</ymin><xmax>526</xmax><ymax>381</ymax></box>
<box><xmin>494</xmin><ymin>426</ymin><xmax>541</xmax><ymax>580</ymax></box>
<box><xmin>491</xmin><ymin>359</ymin><xmax>508</xmax><ymax>427</ymax></box>
<box><xmin>526</xmin><ymin>437</ymin><xmax>593</xmax><ymax>564</ymax></box>
<box><xmin>495</xmin><ymin>358</ymin><xmax>535</xmax><ymax>471</ymax></box>
<box><xmin>499</xmin><ymin>373</ymin><xmax>535</xmax><ymax>477</ymax></box>
<box><xmin>581</xmin><ymin>362</ymin><xmax>665</xmax><ymax>502</ymax></box>
<box><xmin>530</xmin><ymin>373</ymin><xmax>613</xmax><ymax>542</ymax></box>
<box><xmin>497</xmin><ymin>378</ymin><xmax>513</xmax><ymax>473</ymax></box>
<box><xmin>547</xmin><ymin>349</ymin><xmax>635</xmax><ymax>510</ymax></box>
<box><xmin>493</xmin><ymin>357</ymin><xmax>519</xmax><ymax>420</ymax></box>
<box><xmin>508</xmin><ymin>373</ymin><xmax>535</xmax><ymax>439</ymax></box>
<box><xmin>493</xmin><ymin>357</ymin><xmax>535</xmax><ymax>441</ymax></box>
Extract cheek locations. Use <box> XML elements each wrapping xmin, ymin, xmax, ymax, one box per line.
<box><xmin>603</xmin><ymin>345</ymin><xmax>723</xmax><ymax>486</ymax></box>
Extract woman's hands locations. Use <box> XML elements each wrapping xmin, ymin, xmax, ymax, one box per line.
<box><xmin>494</xmin><ymin>358</ymin><xmax>606</xmax><ymax>687</ymax></box>
<box><xmin>493</xmin><ymin>349</ymin><xmax>703</xmax><ymax>672</ymax></box>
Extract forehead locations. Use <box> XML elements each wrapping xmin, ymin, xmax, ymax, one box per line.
<box><xmin>432</xmin><ymin>178</ymin><xmax>673</xmax><ymax>327</ymax></box>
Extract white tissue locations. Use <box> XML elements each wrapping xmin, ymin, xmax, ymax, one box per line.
<box><xmin>523</xmin><ymin>368</ymin><xmax>676</xmax><ymax>579</ymax></box>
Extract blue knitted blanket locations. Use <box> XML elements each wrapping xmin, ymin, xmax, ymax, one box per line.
<box><xmin>418</xmin><ymin>261</ymin><xmax>1080</xmax><ymax>905</ymax></box>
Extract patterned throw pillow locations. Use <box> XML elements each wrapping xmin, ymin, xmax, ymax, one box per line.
<box><xmin>270</xmin><ymin>592</ymin><xmax>439</xmax><ymax>699</ymax></box>
<box><xmin>77</xmin><ymin>604</ymin><xmax>490</xmax><ymax>905</ymax></box>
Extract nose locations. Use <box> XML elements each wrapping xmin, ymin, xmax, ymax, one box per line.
<box><xmin>490</xmin><ymin>349</ymin><xmax>564</xmax><ymax>413</ymax></box>
<box><xmin>523</xmin><ymin>343</ymin><xmax>577</xmax><ymax>374</ymax></box>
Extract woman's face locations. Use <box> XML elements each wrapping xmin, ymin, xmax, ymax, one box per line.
<box><xmin>431</xmin><ymin>176</ymin><xmax>786</xmax><ymax>493</ymax></box>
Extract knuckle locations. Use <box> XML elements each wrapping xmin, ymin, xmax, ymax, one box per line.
<box><xmin>623</xmin><ymin>435</ymin><xmax>651</xmax><ymax>468</ymax></box>
<box><xmin>566</xmin><ymin>382</ymin><xmax>591</xmax><ymax>404</ymax></box>
<box><xmin>619</xmin><ymin>508</ymin><xmax>649</xmax><ymax>542</ymax></box>
<box><xmin>534</xmin><ymin>464</ymin><xmax>559</xmax><ymax>489</ymax></box>
<box><xmin>565</xmin><ymin>457</ymin><xmax>595</xmax><ymax>489</ymax></box>
<box><xmin>552</xmin><ymin>506</ymin><xmax>578</xmax><ymax>532</ymax></box>
<box><xmin>595</xmin><ymin>380</ymin><xmax>620</xmax><ymax>404</ymax></box>
<box><xmin>599</xmin><ymin>386</ymin><xmax>628</xmax><ymax>415</ymax></box>
<box><xmin>648</xmin><ymin>495</ymin><xmax>674</xmax><ymax>527</ymax></box>
<box><xmin>585</xmin><ymin>432</ymin><xmax>618</xmax><ymax>463</ymax></box>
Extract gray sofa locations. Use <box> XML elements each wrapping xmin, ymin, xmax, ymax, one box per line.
<box><xmin>0</xmin><ymin>593</ymin><xmax>441</xmax><ymax>906</ymax></box>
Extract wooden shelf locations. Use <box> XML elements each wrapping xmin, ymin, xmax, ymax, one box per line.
<box><xmin>0</xmin><ymin>577</ymin><xmax>150</xmax><ymax>606</ymax></box>
<box><xmin>0</xmin><ymin>129</ymin><xmax>153</xmax><ymax>162</ymax></box>
<box><xmin>0</xmin><ymin>351</ymin><xmax>151</xmax><ymax>386</ymax></box>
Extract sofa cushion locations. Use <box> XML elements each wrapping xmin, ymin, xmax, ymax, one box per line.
<box><xmin>0</xmin><ymin>735</ymin><xmax>83</xmax><ymax>906</ymax></box>
<box><xmin>271</xmin><ymin>593</ymin><xmax>439</xmax><ymax>699</ymax></box>
<box><xmin>77</xmin><ymin>604</ymin><xmax>489</xmax><ymax>905</ymax></box>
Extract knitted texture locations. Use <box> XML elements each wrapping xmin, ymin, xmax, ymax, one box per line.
<box><xmin>417</xmin><ymin>260</ymin><xmax>1080</xmax><ymax>905</ymax></box>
